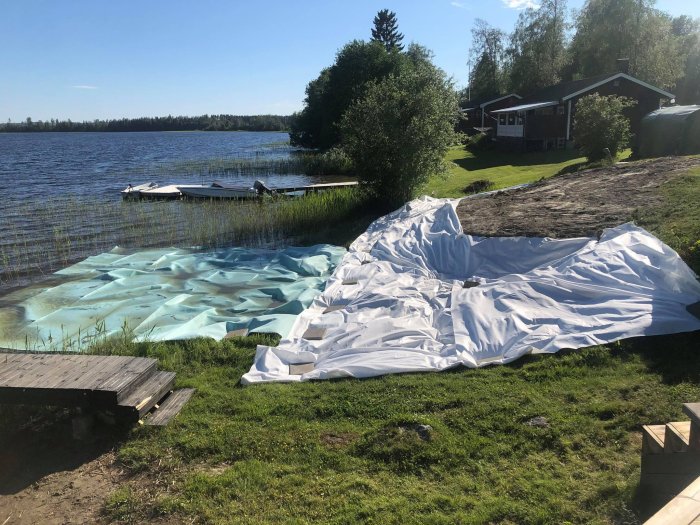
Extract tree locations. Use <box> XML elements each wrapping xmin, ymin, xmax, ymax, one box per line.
<box><xmin>672</xmin><ymin>15</ymin><xmax>700</xmax><ymax>104</ymax></box>
<box><xmin>468</xmin><ymin>19</ymin><xmax>506</xmax><ymax>99</ymax></box>
<box><xmin>573</xmin><ymin>93</ymin><xmax>635</xmax><ymax>161</ymax></box>
<box><xmin>371</xmin><ymin>9</ymin><xmax>404</xmax><ymax>51</ymax></box>
<box><xmin>290</xmin><ymin>40</ymin><xmax>410</xmax><ymax>150</ymax></box>
<box><xmin>567</xmin><ymin>0</ymin><xmax>683</xmax><ymax>89</ymax></box>
<box><xmin>340</xmin><ymin>47</ymin><xmax>458</xmax><ymax>207</ymax></box>
<box><xmin>506</xmin><ymin>0</ymin><xmax>568</xmax><ymax>94</ymax></box>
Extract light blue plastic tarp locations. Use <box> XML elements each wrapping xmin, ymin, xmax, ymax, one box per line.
<box><xmin>0</xmin><ymin>244</ymin><xmax>345</xmax><ymax>350</ymax></box>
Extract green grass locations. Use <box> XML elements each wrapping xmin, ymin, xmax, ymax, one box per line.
<box><xmin>423</xmin><ymin>146</ymin><xmax>586</xmax><ymax>198</ymax></box>
<box><xmin>424</xmin><ymin>145</ymin><xmax>635</xmax><ymax>199</ymax></box>
<box><xmin>76</xmin><ymin>158</ymin><xmax>700</xmax><ymax>524</ymax></box>
<box><xmin>636</xmin><ymin>166</ymin><xmax>700</xmax><ymax>274</ymax></box>
<box><xmin>90</xmin><ymin>332</ymin><xmax>699</xmax><ymax>524</ymax></box>
<box><xmin>3</xmin><ymin>152</ymin><xmax>699</xmax><ymax>524</ymax></box>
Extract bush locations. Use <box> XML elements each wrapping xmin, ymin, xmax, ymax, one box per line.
<box><xmin>304</xmin><ymin>147</ymin><xmax>354</xmax><ymax>176</ymax></box>
<box><xmin>339</xmin><ymin>55</ymin><xmax>458</xmax><ymax>208</ymax></box>
<box><xmin>574</xmin><ymin>94</ymin><xmax>636</xmax><ymax>161</ymax></box>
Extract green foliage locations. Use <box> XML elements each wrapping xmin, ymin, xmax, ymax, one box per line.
<box><xmin>371</xmin><ymin>9</ymin><xmax>404</xmax><ymax>52</ymax></box>
<box><xmin>340</xmin><ymin>57</ymin><xmax>459</xmax><ymax>207</ymax></box>
<box><xmin>506</xmin><ymin>0</ymin><xmax>567</xmax><ymax>94</ymax></box>
<box><xmin>289</xmin><ymin>40</ymin><xmax>405</xmax><ymax>150</ymax></box>
<box><xmin>468</xmin><ymin>19</ymin><xmax>507</xmax><ymax>99</ymax></box>
<box><xmin>303</xmin><ymin>147</ymin><xmax>354</xmax><ymax>176</ymax></box>
<box><xmin>567</xmin><ymin>0</ymin><xmax>684</xmax><ymax>89</ymax></box>
<box><xmin>574</xmin><ymin>94</ymin><xmax>635</xmax><ymax>161</ymax></box>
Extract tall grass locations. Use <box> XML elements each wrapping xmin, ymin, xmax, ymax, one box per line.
<box><xmin>0</xmin><ymin>188</ymin><xmax>371</xmax><ymax>288</ymax></box>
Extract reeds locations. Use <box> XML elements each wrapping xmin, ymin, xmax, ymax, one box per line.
<box><xmin>0</xmin><ymin>189</ymin><xmax>369</xmax><ymax>288</ymax></box>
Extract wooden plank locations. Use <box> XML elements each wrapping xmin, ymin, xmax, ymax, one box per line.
<box><xmin>0</xmin><ymin>353</ymin><xmax>157</xmax><ymax>407</ymax></box>
<box><xmin>643</xmin><ymin>425</ymin><xmax>666</xmax><ymax>455</ymax></box>
<box><xmin>645</xmin><ymin>476</ymin><xmax>700</xmax><ymax>525</ymax></box>
<box><xmin>302</xmin><ymin>327</ymin><xmax>326</xmax><ymax>341</ymax></box>
<box><xmin>666</xmin><ymin>422</ymin><xmax>691</xmax><ymax>453</ymax></box>
<box><xmin>289</xmin><ymin>363</ymin><xmax>315</xmax><ymax>375</ymax></box>
<box><xmin>684</xmin><ymin>404</ymin><xmax>700</xmax><ymax>451</ymax></box>
<box><xmin>642</xmin><ymin>452</ymin><xmax>700</xmax><ymax>475</ymax></box>
<box><xmin>116</xmin><ymin>371</ymin><xmax>175</xmax><ymax>421</ymax></box>
<box><xmin>145</xmin><ymin>388</ymin><xmax>195</xmax><ymax>426</ymax></box>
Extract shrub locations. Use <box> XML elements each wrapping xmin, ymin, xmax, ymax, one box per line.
<box><xmin>340</xmin><ymin>56</ymin><xmax>459</xmax><ymax>208</ymax></box>
<box><xmin>304</xmin><ymin>147</ymin><xmax>354</xmax><ymax>176</ymax></box>
<box><xmin>574</xmin><ymin>93</ymin><xmax>636</xmax><ymax>161</ymax></box>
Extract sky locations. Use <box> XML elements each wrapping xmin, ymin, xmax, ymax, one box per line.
<box><xmin>1</xmin><ymin>0</ymin><xmax>698</xmax><ymax>122</ymax></box>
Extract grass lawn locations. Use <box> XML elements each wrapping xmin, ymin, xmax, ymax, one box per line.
<box><xmin>91</xmin><ymin>158</ymin><xmax>700</xmax><ymax>524</ymax></box>
<box><xmin>423</xmin><ymin>146</ymin><xmax>587</xmax><ymax>198</ymax></box>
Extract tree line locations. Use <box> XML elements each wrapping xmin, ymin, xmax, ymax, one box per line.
<box><xmin>0</xmin><ymin>114</ymin><xmax>292</xmax><ymax>133</ymax></box>
<box><xmin>467</xmin><ymin>0</ymin><xmax>700</xmax><ymax>104</ymax></box>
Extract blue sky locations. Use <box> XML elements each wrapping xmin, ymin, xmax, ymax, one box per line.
<box><xmin>1</xmin><ymin>0</ymin><xmax>697</xmax><ymax>121</ymax></box>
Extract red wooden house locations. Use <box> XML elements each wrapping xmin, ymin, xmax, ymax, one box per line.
<box><xmin>490</xmin><ymin>72</ymin><xmax>675</xmax><ymax>151</ymax></box>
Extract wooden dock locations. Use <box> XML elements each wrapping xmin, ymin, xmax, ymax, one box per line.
<box><xmin>0</xmin><ymin>351</ymin><xmax>193</xmax><ymax>425</ymax></box>
<box><xmin>122</xmin><ymin>180</ymin><xmax>359</xmax><ymax>200</ymax></box>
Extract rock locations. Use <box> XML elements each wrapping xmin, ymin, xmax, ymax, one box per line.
<box><xmin>526</xmin><ymin>416</ymin><xmax>549</xmax><ymax>428</ymax></box>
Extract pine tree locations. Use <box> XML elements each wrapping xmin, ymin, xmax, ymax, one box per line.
<box><xmin>371</xmin><ymin>9</ymin><xmax>404</xmax><ymax>51</ymax></box>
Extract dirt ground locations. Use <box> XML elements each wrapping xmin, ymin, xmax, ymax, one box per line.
<box><xmin>457</xmin><ymin>156</ymin><xmax>700</xmax><ymax>238</ymax></box>
<box><xmin>0</xmin><ymin>409</ymin><xmax>130</xmax><ymax>525</ymax></box>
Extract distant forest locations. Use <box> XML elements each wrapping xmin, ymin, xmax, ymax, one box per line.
<box><xmin>0</xmin><ymin>114</ymin><xmax>292</xmax><ymax>133</ymax></box>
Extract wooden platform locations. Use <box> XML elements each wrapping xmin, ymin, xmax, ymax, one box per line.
<box><xmin>640</xmin><ymin>403</ymin><xmax>700</xmax><ymax>522</ymax></box>
<box><xmin>0</xmin><ymin>351</ymin><xmax>192</xmax><ymax>426</ymax></box>
<box><xmin>123</xmin><ymin>180</ymin><xmax>359</xmax><ymax>200</ymax></box>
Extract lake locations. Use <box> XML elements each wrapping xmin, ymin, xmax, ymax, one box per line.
<box><xmin>0</xmin><ymin>131</ymin><xmax>330</xmax><ymax>289</ymax></box>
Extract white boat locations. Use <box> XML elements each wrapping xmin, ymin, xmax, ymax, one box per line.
<box><xmin>177</xmin><ymin>181</ymin><xmax>259</xmax><ymax>199</ymax></box>
<box><xmin>121</xmin><ymin>182</ymin><xmax>158</xmax><ymax>198</ymax></box>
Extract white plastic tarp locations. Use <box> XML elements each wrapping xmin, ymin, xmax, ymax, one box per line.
<box><xmin>242</xmin><ymin>197</ymin><xmax>700</xmax><ymax>383</ymax></box>
<box><xmin>0</xmin><ymin>245</ymin><xmax>344</xmax><ymax>350</ymax></box>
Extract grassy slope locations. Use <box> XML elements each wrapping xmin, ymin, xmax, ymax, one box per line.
<box><xmin>93</xmin><ymin>156</ymin><xmax>700</xmax><ymax>524</ymax></box>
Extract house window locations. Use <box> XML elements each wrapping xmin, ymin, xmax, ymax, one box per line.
<box><xmin>507</xmin><ymin>113</ymin><xmax>516</xmax><ymax>125</ymax></box>
<box><xmin>558</xmin><ymin>105</ymin><xmax>565</xmax><ymax>115</ymax></box>
<box><xmin>499</xmin><ymin>114</ymin><xmax>506</xmax><ymax>125</ymax></box>
<box><xmin>613</xmin><ymin>80</ymin><xmax>620</xmax><ymax>87</ymax></box>
<box><xmin>517</xmin><ymin>114</ymin><xmax>524</xmax><ymax>125</ymax></box>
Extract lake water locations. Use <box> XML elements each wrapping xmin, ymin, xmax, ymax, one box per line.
<box><xmin>0</xmin><ymin>131</ymin><xmax>309</xmax><ymax>201</ymax></box>
<box><xmin>0</xmin><ymin>131</ymin><xmax>328</xmax><ymax>289</ymax></box>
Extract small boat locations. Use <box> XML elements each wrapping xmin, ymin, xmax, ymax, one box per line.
<box><xmin>178</xmin><ymin>181</ymin><xmax>261</xmax><ymax>199</ymax></box>
<box><xmin>121</xmin><ymin>182</ymin><xmax>158</xmax><ymax>199</ymax></box>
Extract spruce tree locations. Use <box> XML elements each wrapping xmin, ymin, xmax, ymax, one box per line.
<box><xmin>371</xmin><ymin>9</ymin><xmax>404</xmax><ymax>51</ymax></box>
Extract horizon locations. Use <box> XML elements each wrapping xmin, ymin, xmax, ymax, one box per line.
<box><xmin>2</xmin><ymin>0</ymin><xmax>698</xmax><ymax>123</ymax></box>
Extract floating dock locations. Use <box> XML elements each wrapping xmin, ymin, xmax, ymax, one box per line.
<box><xmin>122</xmin><ymin>180</ymin><xmax>359</xmax><ymax>200</ymax></box>
<box><xmin>0</xmin><ymin>351</ymin><xmax>193</xmax><ymax>425</ymax></box>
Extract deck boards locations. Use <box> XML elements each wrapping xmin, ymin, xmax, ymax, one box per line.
<box><xmin>0</xmin><ymin>351</ymin><xmax>157</xmax><ymax>406</ymax></box>
<box><xmin>0</xmin><ymin>350</ymin><xmax>193</xmax><ymax>426</ymax></box>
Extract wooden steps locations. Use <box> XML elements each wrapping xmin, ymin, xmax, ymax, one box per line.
<box><xmin>116</xmin><ymin>370</ymin><xmax>176</xmax><ymax>422</ymax></box>
<box><xmin>641</xmin><ymin>404</ymin><xmax>700</xmax><ymax>523</ymax></box>
<box><xmin>145</xmin><ymin>388</ymin><xmax>195</xmax><ymax>426</ymax></box>
<box><xmin>0</xmin><ymin>350</ymin><xmax>192</xmax><ymax>427</ymax></box>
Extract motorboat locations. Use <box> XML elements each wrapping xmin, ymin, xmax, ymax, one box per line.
<box><xmin>177</xmin><ymin>181</ymin><xmax>259</xmax><ymax>199</ymax></box>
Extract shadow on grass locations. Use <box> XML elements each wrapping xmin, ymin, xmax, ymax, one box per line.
<box><xmin>618</xmin><ymin>331</ymin><xmax>700</xmax><ymax>386</ymax></box>
<box><xmin>453</xmin><ymin>148</ymin><xmax>581</xmax><ymax>172</ymax></box>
